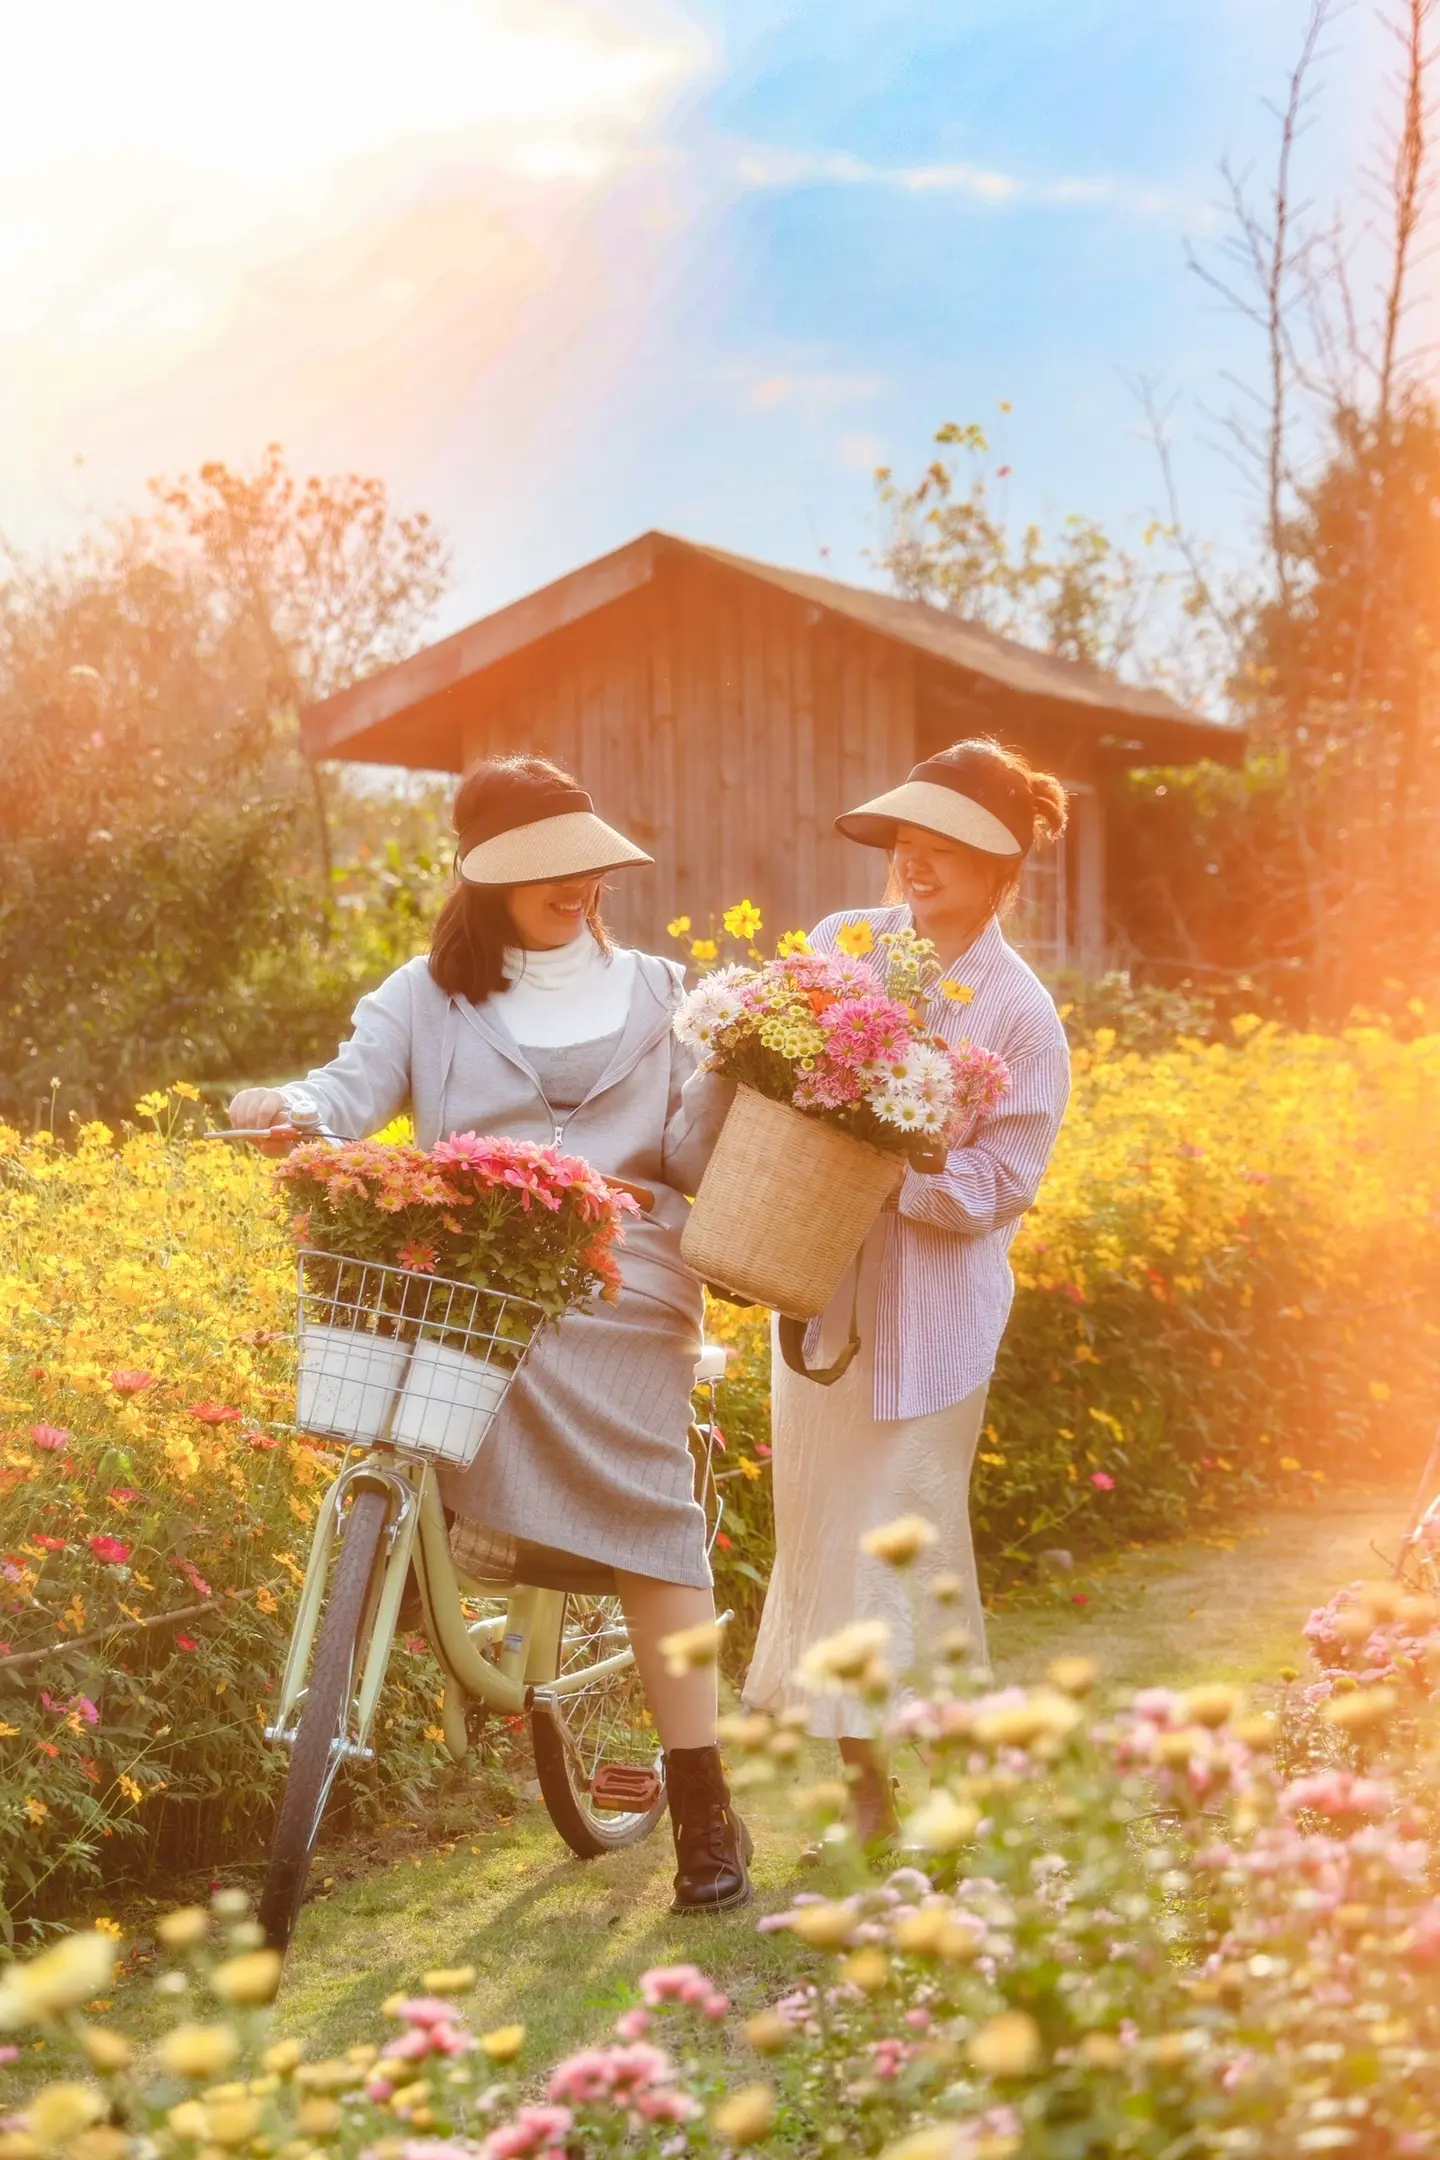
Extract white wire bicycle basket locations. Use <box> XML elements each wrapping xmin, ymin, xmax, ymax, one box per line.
<box><xmin>295</xmin><ymin>1249</ymin><xmax>545</xmax><ymax>1467</ymax></box>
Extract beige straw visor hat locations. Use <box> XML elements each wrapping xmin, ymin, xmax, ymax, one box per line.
<box><xmin>457</xmin><ymin>787</ymin><xmax>652</xmax><ymax>886</ymax></box>
<box><xmin>835</xmin><ymin>753</ymin><xmax>1034</xmax><ymax>859</ymax></box>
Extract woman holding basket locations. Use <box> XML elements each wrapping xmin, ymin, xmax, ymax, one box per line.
<box><xmin>230</xmin><ymin>754</ymin><xmax>751</xmax><ymax>1914</ymax></box>
<box><xmin>743</xmin><ymin>738</ymin><xmax>1072</xmax><ymax>1845</ymax></box>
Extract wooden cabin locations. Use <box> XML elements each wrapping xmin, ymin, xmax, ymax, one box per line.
<box><xmin>302</xmin><ymin>532</ymin><xmax>1241</xmax><ymax>977</ymax></box>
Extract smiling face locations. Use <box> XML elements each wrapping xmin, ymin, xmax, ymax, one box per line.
<box><xmin>891</xmin><ymin>824</ymin><xmax>1006</xmax><ymax>953</ymax></box>
<box><xmin>504</xmin><ymin>875</ymin><xmax>602</xmax><ymax>951</ymax></box>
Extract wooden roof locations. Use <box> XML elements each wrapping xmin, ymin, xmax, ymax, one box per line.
<box><xmin>302</xmin><ymin>529</ymin><xmax>1242</xmax><ymax>768</ymax></box>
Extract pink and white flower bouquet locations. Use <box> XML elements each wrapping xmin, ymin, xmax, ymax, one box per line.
<box><xmin>276</xmin><ymin>1133</ymin><xmax>635</xmax><ymax>1331</ymax></box>
<box><xmin>675</xmin><ymin>926</ymin><xmax>1008</xmax><ymax>1161</ymax></box>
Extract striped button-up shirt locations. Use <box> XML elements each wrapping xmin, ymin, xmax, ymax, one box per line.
<box><xmin>804</xmin><ymin>906</ymin><xmax>1071</xmax><ymax>1421</ymax></box>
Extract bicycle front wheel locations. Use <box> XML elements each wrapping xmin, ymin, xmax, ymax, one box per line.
<box><xmin>258</xmin><ymin>1485</ymin><xmax>390</xmax><ymax>1951</ymax></box>
<box><xmin>531</xmin><ymin>1594</ymin><xmax>667</xmax><ymax>1857</ymax></box>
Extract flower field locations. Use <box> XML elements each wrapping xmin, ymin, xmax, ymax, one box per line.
<box><xmin>5</xmin><ymin>1551</ymin><xmax>1440</xmax><ymax>2158</ymax></box>
<box><xmin>2</xmin><ymin>1019</ymin><xmax>1438</xmax><ymax>1927</ymax></box>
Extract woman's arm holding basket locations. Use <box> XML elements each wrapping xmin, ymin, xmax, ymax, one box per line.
<box><xmin>661</xmin><ymin>1041</ymin><xmax>734</xmax><ymax>1197</ymax></box>
<box><xmin>897</xmin><ymin>1034</ymin><xmax>1071</xmax><ymax>1241</ymax></box>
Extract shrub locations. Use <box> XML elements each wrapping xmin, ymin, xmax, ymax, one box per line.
<box><xmin>3</xmin><ymin>1018</ymin><xmax>1436</xmax><ymax>1920</ymax></box>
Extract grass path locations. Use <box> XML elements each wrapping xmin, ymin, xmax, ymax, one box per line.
<box><xmin>13</xmin><ymin>1479</ymin><xmax>1407</xmax><ymax>2093</ymax></box>
<box><xmin>260</xmin><ymin>1479</ymin><xmax>1407</xmax><ymax>2063</ymax></box>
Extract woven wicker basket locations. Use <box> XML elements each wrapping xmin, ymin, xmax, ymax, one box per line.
<box><xmin>681</xmin><ymin>1085</ymin><xmax>902</xmax><ymax>1319</ymax></box>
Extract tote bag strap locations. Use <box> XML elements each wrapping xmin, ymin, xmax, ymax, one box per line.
<box><xmin>776</xmin><ymin>1257</ymin><xmax>862</xmax><ymax>1386</ymax></box>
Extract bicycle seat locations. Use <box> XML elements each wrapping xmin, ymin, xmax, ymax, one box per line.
<box><xmin>694</xmin><ymin>1344</ymin><xmax>729</xmax><ymax>1386</ymax></box>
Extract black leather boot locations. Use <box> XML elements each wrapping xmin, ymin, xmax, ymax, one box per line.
<box><xmin>665</xmin><ymin>1746</ymin><xmax>753</xmax><ymax>1915</ymax></box>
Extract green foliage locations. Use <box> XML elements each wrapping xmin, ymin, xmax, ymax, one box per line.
<box><xmin>0</xmin><ymin>450</ymin><xmax>451</xmax><ymax>1124</ymax></box>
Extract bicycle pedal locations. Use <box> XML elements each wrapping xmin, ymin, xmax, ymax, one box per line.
<box><xmin>590</xmin><ymin>1763</ymin><xmax>663</xmax><ymax>1812</ymax></box>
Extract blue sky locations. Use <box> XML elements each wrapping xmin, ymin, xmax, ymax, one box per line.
<box><xmin>2</xmin><ymin>0</ymin><xmax>1391</xmax><ymax>646</ymax></box>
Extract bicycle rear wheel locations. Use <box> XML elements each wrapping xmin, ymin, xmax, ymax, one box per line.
<box><xmin>531</xmin><ymin>1594</ymin><xmax>667</xmax><ymax>1857</ymax></box>
<box><xmin>258</xmin><ymin>1485</ymin><xmax>390</xmax><ymax>1951</ymax></box>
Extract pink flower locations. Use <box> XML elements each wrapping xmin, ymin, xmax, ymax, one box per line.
<box><xmin>109</xmin><ymin>1370</ymin><xmax>156</xmax><ymax>1395</ymax></box>
<box><xmin>30</xmin><ymin>1424</ymin><xmax>71</xmax><ymax>1452</ymax></box>
<box><xmin>637</xmin><ymin>1963</ymin><xmax>711</xmax><ymax>2007</ymax></box>
<box><xmin>175</xmin><ymin>1557</ymin><xmax>212</xmax><ymax>1597</ymax></box>
<box><xmin>1091</xmin><ymin>1471</ymin><xmax>1116</xmax><ymax>1492</ymax></box>
<box><xmin>478</xmin><ymin>2106</ymin><xmax>575</xmax><ymax>2160</ymax></box>
<box><xmin>188</xmin><ymin>1402</ymin><xmax>243</xmax><ymax>1425</ymax></box>
<box><xmin>109</xmin><ymin>1487</ymin><xmax>139</xmax><ymax>1504</ymax></box>
<box><xmin>613</xmin><ymin>2008</ymin><xmax>651</xmax><ymax>2041</ymax></box>
<box><xmin>88</xmin><ymin>1534</ymin><xmax>131</xmax><ymax>1566</ymax></box>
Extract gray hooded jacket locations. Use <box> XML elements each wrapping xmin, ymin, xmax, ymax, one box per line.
<box><xmin>281</xmin><ymin>950</ymin><xmax>726</xmax><ymax>1325</ymax></box>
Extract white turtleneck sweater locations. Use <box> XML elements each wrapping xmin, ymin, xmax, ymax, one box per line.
<box><xmin>492</xmin><ymin>930</ymin><xmax>637</xmax><ymax>1048</ymax></box>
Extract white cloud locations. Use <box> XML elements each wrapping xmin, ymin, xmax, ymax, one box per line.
<box><xmin>733</xmin><ymin>143</ymin><xmax>1204</xmax><ymax>222</ymax></box>
<box><xmin>838</xmin><ymin>431</ymin><xmax>885</xmax><ymax>471</ymax></box>
<box><xmin>743</xmin><ymin>369</ymin><xmax>883</xmax><ymax>411</ymax></box>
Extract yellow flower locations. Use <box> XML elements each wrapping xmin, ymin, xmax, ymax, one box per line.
<box><xmin>834</xmin><ymin>920</ymin><xmax>875</xmax><ymax>957</ymax></box>
<box><xmin>776</xmin><ymin>929</ymin><xmax>811</xmax><ymax>956</ymax></box>
<box><xmin>659</xmin><ymin>1619</ymin><xmax>727</xmax><ymax>1675</ymax></box>
<box><xmin>26</xmin><ymin>2084</ymin><xmax>105</xmax><ymax>2149</ymax></box>
<box><xmin>690</xmin><ymin>938</ymin><xmax>718</xmax><ymax>963</ymax></box>
<box><xmin>206</xmin><ymin>2100</ymin><xmax>263</xmax><ymax>2150</ymax></box>
<box><xmin>479</xmin><ymin>2024</ymin><xmax>525</xmax><ymax>2062</ymax></box>
<box><xmin>904</xmin><ymin>1790</ymin><xmax>979</xmax><ymax>1853</ymax></box>
<box><xmin>157</xmin><ymin>1906</ymin><xmax>210</xmax><ymax>1950</ymax></box>
<box><xmin>211</xmin><ymin>1949</ymin><xmax>283</xmax><ymax>2005</ymax></box>
<box><xmin>159</xmin><ymin>2023</ymin><xmax>241</xmax><ymax>2081</ymax></box>
<box><xmin>171</xmin><ymin>1082</ymin><xmax>202</xmax><ymax>1102</ymax></box>
<box><xmin>421</xmin><ymin>1966</ymin><xmax>476</xmax><ymax>1996</ymax></box>
<box><xmin>968</xmin><ymin>2009</ymin><xmax>1043</xmax><ymax>2078</ymax></box>
<box><xmin>743</xmin><ymin>2009</ymin><xmax>792</xmax><ymax>2054</ymax></box>
<box><xmin>787</xmin><ymin>1901</ymin><xmax>855</xmax><ymax>1949</ymax></box>
<box><xmin>797</xmin><ymin>1619</ymin><xmax>889</xmax><ymax>1687</ymax></box>
<box><xmin>80</xmin><ymin>2029</ymin><xmax>132</xmax><ymax>2073</ymax></box>
<box><xmin>713</xmin><ymin>2083</ymin><xmax>775</xmax><ymax>2143</ymax></box>
<box><xmin>93</xmin><ymin>1919</ymin><xmax>122</xmax><ymax>1940</ymax></box>
<box><xmin>262</xmin><ymin>2039</ymin><xmax>304</xmax><ymax>2077</ymax></box>
<box><xmin>940</xmin><ymin>980</ymin><xmax>975</xmax><ymax>1003</ymax></box>
<box><xmin>841</xmin><ymin>1947</ymin><xmax>890</xmax><ymax>1994</ymax></box>
<box><xmin>0</xmin><ymin>1933</ymin><xmax>117</xmax><ymax>2029</ymax></box>
<box><xmin>666</xmin><ymin>916</ymin><xmax>692</xmax><ymax>938</ymax></box>
<box><xmin>860</xmin><ymin>1514</ymin><xmax>938</xmax><ymax>1567</ymax></box>
<box><xmin>723</xmin><ymin>899</ymin><xmax>763</xmax><ymax>940</ymax></box>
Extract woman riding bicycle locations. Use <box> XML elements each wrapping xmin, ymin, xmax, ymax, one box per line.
<box><xmin>230</xmin><ymin>754</ymin><xmax>751</xmax><ymax>1914</ymax></box>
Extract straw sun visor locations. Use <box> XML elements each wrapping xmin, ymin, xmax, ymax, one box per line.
<box><xmin>459</xmin><ymin>809</ymin><xmax>653</xmax><ymax>887</ymax></box>
<box><xmin>836</xmin><ymin>779</ymin><xmax>1024</xmax><ymax>859</ymax></box>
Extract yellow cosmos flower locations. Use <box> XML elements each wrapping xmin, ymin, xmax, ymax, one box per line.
<box><xmin>940</xmin><ymin>979</ymin><xmax>975</xmax><ymax>1003</ymax></box>
<box><xmin>834</xmin><ymin>920</ymin><xmax>875</xmax><ymax>957</ymax></box>
<box><xmin>723</xmin><ymin>898</ymin><xmax>763</xmax><ymax>940</ymax></box>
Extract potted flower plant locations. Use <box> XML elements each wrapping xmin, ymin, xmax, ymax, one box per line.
<box><xmin>675</xmin><ymin>928</ymin><xmax>1008</xmax><ymax>1317</ymax></box>
<box><xmin>275</xmin><ymin>1135</ymin><xmax>633</xmax><ymax>1460</ymax></box>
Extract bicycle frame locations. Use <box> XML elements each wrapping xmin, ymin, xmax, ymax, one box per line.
<box><xmin>267</xmin><ymin>1372</ymin><xmax>726</xmax><ymax>1780</ymax></box>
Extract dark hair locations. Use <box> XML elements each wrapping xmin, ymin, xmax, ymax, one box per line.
<box><xmin>884</xmin><ymin>737</ymin><xmax>1068</xmax><ymax>917</ymax></box>
<box><xmin>428</xmin><ymin>754</ymin><xmax>611</xmax><ymax>1003</ymax></box>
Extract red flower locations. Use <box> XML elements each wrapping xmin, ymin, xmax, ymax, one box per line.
<box><xmin>36</xmin><ymin>1740</ymin><xmax>58</xmax><ymax>1759</ymax></box>
<box><xmin>1090</xmin><ymin>1472</ymin><xmax>1116</xmax><ymax>1493</ymax></box>
<box><xmin>89</xmin><ymin>1534</ymin><xmax>132</xmax><ymax>1566</ymax></box>
<box><xmin>248</xmin><ymin>1432</ymin><xmax>281</xmax><ymax>1452</ymax></box>
<box><xmin>109</xmin><ymin>1486</ymin><xmax>140</xmax><ymax>1504</ymax></box>
<box><xmin>33</xmin><ymin>1534</ymin><xmax>66</xmax><ymax>1551</ymax></box>
<box><xmin>110</xmin><ymin>1370</ymin><xmax>156</xmax><ymax>1395</ymax></box>
<box><xmin>30</xmin><ymin>1424</ymin><xmax>71</xmax><ymax>1452</ymax></box>
<box><xmin>1072</xmin><ymin>1592</ymin><xmax>1090</xmax><ymax>1606</ymax></box>
<box><xmin>188</xmin><ymin>1402</ymin><xmax>243</xmax><ymax>1425</ymax></box>
<box><xmin>175</xmin><ymin>1558</ymin><xmax>212</xmax><ymax>1597</ymax></box>
<box><xmin>175</xmin><ymin>1633</ymin><xmax>198</xmax><ymax>1652</ymax></box>
<box><xmin>396</xmin><ymin>1241</ymin><xmax>438</xmax><ymax>1275</ymax></box>
<box><xmin>714</xmin><ymin>1532</ymin><xmax>732</xmax><ymax>1551</ymax></box>
<box><xmin>78</xmin><ymin>1757</ymin><xmax>100</xmax><ymax>1784</ymax></box>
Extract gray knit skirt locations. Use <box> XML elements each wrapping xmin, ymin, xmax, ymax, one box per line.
<box><xmin>436</xmin><ymin>1291</ymin><xmax>712</xmax><ymax>1591</ymax></box>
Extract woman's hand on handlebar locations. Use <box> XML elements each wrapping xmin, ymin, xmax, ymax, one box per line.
<box><xmin>228</xmin><ymin>1088</ymin><xmax>297</xmax><ymax>1157</ymax></box>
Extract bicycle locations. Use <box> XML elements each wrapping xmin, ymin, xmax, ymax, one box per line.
<box><xmin>209</xmin><ymin>1119</ymin><xmax>728</xmax><ymax>1953</ymax></box>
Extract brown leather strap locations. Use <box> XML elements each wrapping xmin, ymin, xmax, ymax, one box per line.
<box><xmin>777</xmin><ymin>1260</ymin><xmax>862</xmax><ymax>1385</ymax></box>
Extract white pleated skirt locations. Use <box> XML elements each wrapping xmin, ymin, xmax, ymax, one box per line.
<box><xmin>743</xmin><ymin>1228</ymin><xmax>989</xmax><ymax>1739</ymax></box>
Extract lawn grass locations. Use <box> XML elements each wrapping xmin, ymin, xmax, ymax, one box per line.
<box><xmin>8</xmin><ymin>1477</ymin><xmax>1409</xmax><ymax>2094</ymax></box>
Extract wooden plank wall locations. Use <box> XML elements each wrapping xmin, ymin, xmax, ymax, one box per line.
<box><xmin>455</xmin><ymin>561</ymin><xmax>917</xmax><ymax>955</ymax></box>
